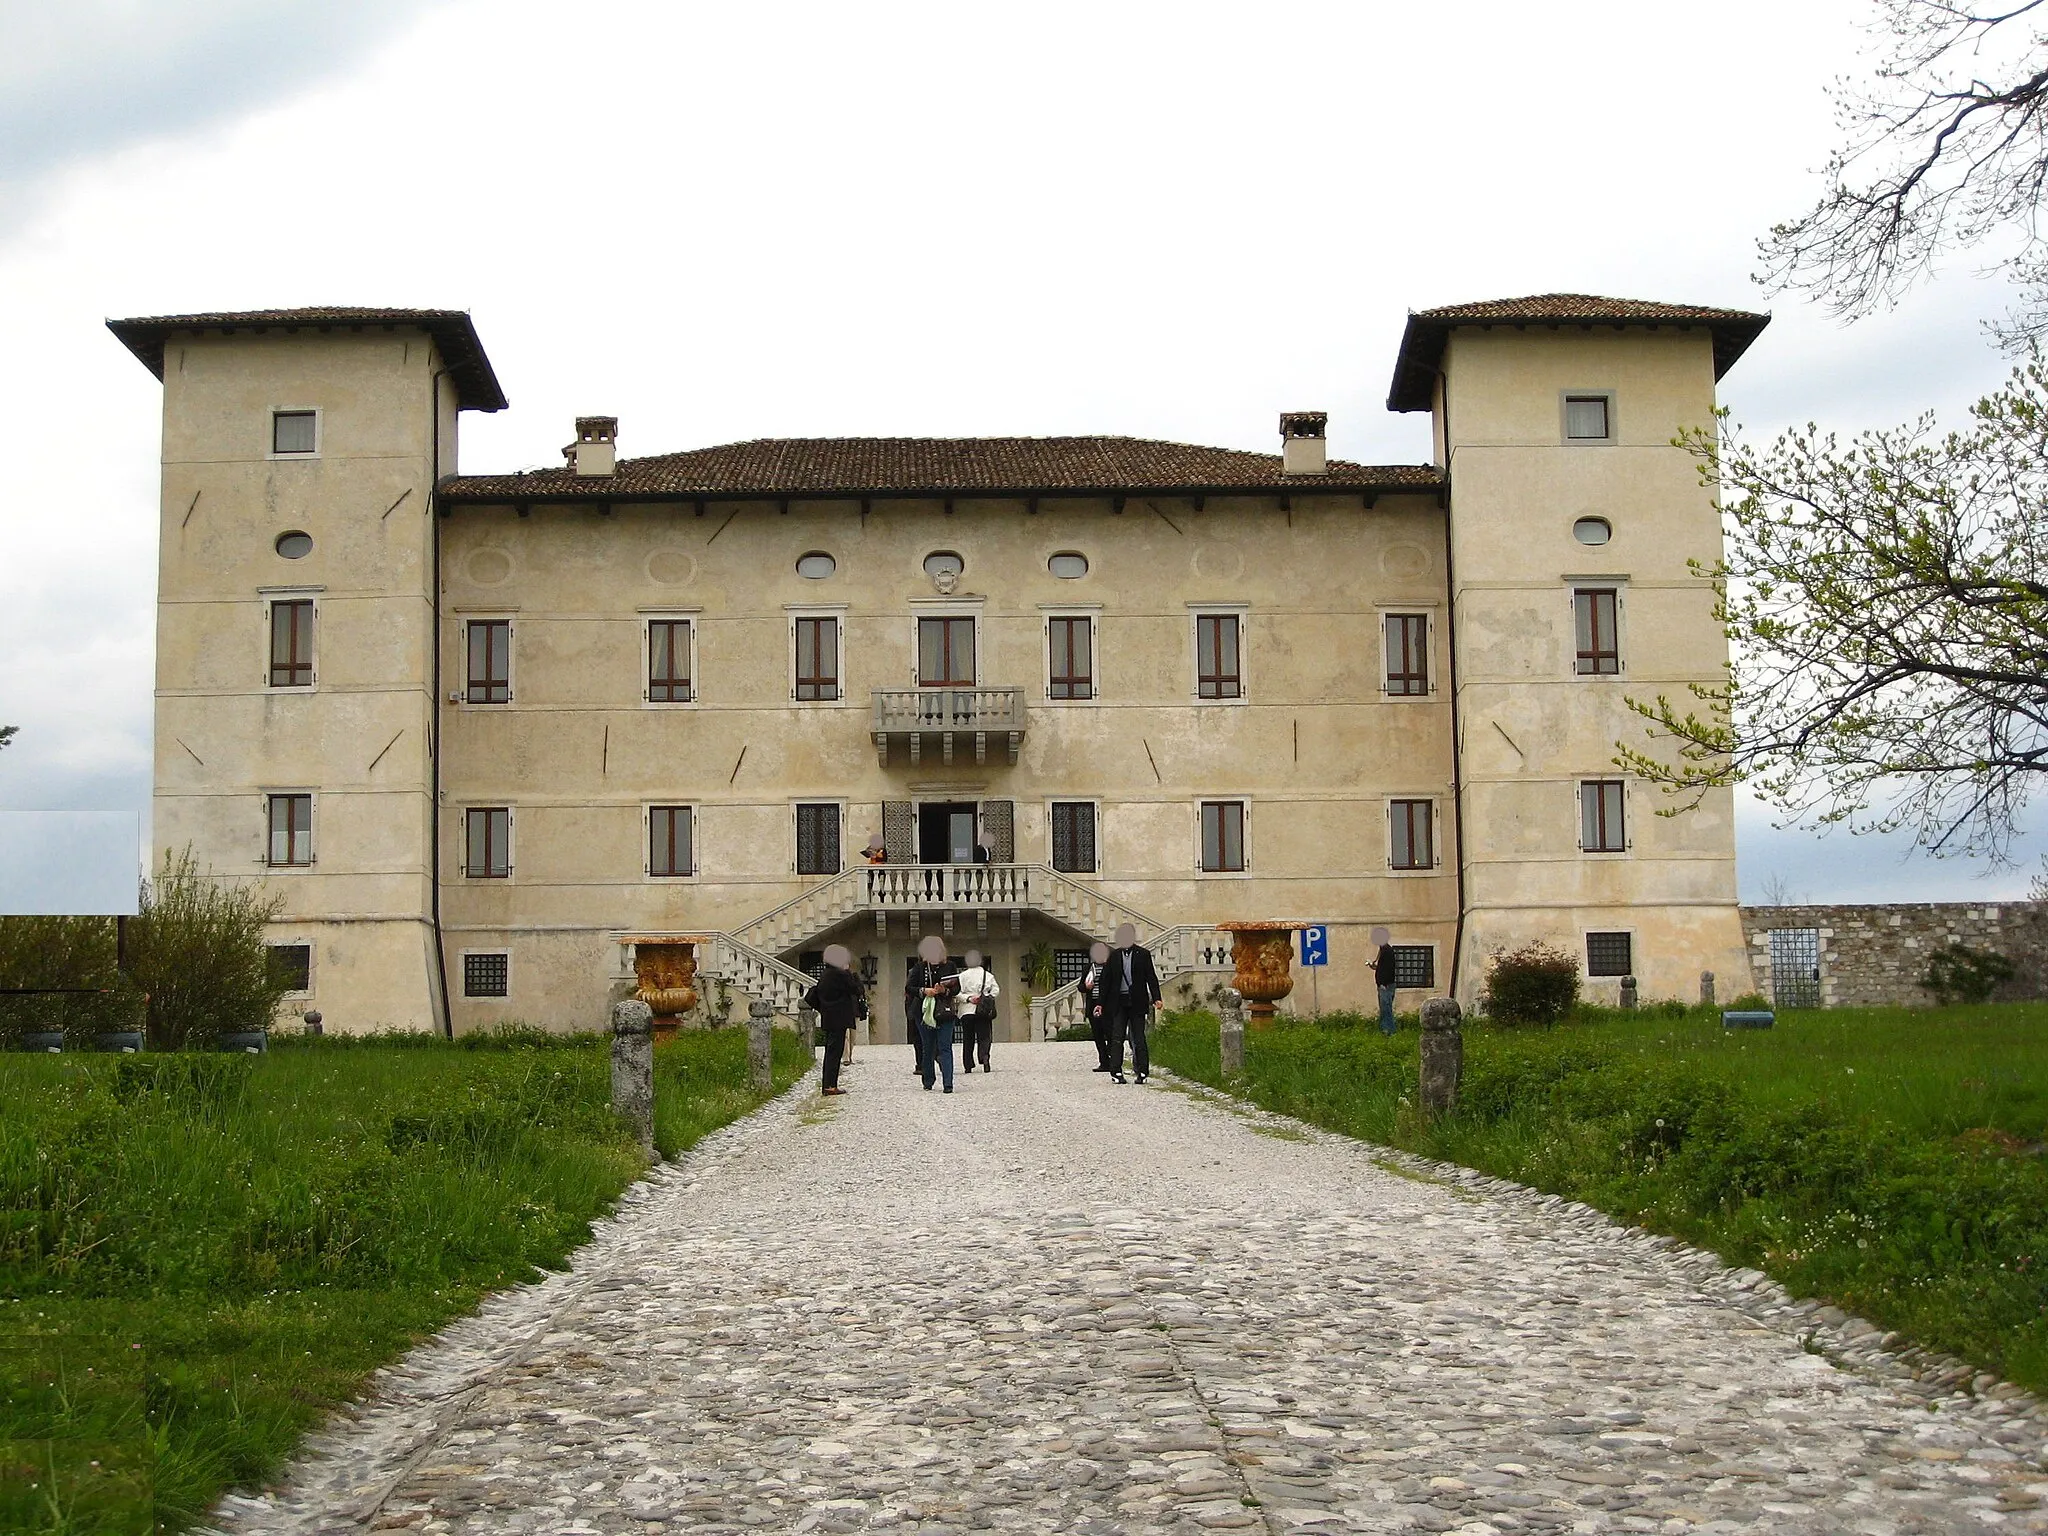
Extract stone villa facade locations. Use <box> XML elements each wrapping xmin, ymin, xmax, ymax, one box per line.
<box><xmin>112</xmin><ymin>294</ymin><xmax>1768</xmax><ymax>1038</ymax></box>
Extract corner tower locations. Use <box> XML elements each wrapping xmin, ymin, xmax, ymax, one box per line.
<box><xmin>111</xmin><ymin>308</ymin><xmax>507</xmax><ymax>1032</ymax></box>
<box><xmin>1388</xmin><ymin>295</ymin><xmax>1767</xmax><ymax>1007</ymax></box>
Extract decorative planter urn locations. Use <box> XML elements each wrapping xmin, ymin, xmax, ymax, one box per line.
<box><xmin>631</xmin><ymin>938</ymin><xmax>703</xmax><ymax>1044</ymax></box>
<box><xmin>1219</xmin><ymin>921</ymin><xmax>1307</xmax><ymax>1027</ymax></box>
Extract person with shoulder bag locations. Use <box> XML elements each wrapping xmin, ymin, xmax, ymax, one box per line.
<box><xmin>1080</xmin><ymin>940</ymin><xmax>1112</xmax><ymax>1072</ymax></box>
<box><xmin>802</xmin><ymin>945</ymin><xmax>862</xmax><ymax>1096</ymax></box>
<box><xmin>910</xmin><ymin>935</ymin><xmax>962</xmax><ymax>1093</ymax></box>
<box><xmin>956</xmin><ymin>948</ymin><xmax>1001</xmax><ymax>1074</ymax></box>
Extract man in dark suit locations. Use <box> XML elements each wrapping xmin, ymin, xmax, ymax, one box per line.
<box><xmin>1096</xmin><ymin>922</ymin><xmax>1162</xmax><ymax>1084</ymax></box>
<box><xmin>1080</xmin><ymin>940</ymin><xmax>1112</xmax><ymax>1072</ymax></box>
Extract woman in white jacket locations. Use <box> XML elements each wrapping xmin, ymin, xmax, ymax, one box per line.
<box><xmin>956</xmin><ymin>948</ymin><xmax>1001</xmax><ymax>1074</ymax></box>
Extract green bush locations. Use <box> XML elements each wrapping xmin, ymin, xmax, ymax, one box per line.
<box><xmin>125</xmin><ymin>849</ymin><xmax>289</xmax><ymax>1049</ymax></box>
<box><xmin>0</xmin><ymin>915</ymin><xmax>146</xmax><ymax>1047</ymax></box>
<box><xmin>1920</xmin><ymin>943</ymin><xmax>2016</xmax><ymax>1006</ymax></box>
<box><xmin>1727</xmin><ymin>992</ymin><xmax>1771</xmax><ymax>1011</ymax></box>
<box><xmin>1481</xmin><ymin>941</ymin><xmax>1580</xmax><ymax>1026</ymax></box>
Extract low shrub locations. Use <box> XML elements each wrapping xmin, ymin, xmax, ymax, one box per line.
<box><xmin>1481</xmin><ymin>941</ymin><xmax>1580</xmax><ymax>1026</ymax></box>
<box><xmin>1921</xmin><ymin>943</ymin><xmax>2016</xmax><ymax>1005</ymax></box>
<box><xmin>0</xmin><ymin>914</ymin><xmax>146</xmax><ymax>1047</ymax></box>
<box><xmin>124</xmin><ymin>849</ymin><xmax>290</xmax><ymax>1049</ymax></box>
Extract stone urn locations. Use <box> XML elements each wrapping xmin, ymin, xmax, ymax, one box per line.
<box><xmin>1220</xmin><ymin>921</ymin><xmax>1306</xmax><ymax>1027</ymax></box>
<box><xmin>631</xmin><ymin>938</ymin><xmax>703</xmax><ymax>1044</ymax></box>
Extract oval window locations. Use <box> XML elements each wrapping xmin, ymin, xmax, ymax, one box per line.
<box><xmin>923</xmin><ymin>551</ymin><xmax>965</xmax><ymax>581</ymax></box>
<box><xmin>275</xmin><ymin>530</ymin><xmax>313</xmax><ymax>559</ymax></box>
<box><xmin>1048</xmin><ymin>552</ymin><xmax>1089</xmax><ymax>579</ymax></box>
<box><xmin>796</xmin><ymin>551</ymin><xmax>836</xmax><ymax>579</ymax></box>
<box><xmin>1572</xmin><ymin>517</ymin><xmax>1612</xmax><ymax>547</ymax></box>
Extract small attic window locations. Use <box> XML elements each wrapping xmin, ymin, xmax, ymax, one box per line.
<box><xmin>272</xmin><ymin>410</ymin><xmax>317</xmax><ymax>455</ymax></box>
<box><xmin>1563</xmin><ymin>395</ymin><xmax>1612</xmax><ymax>442</ymax></box>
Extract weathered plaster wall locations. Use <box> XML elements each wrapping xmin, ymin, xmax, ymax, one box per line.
<box><xmin>1740</xmin><ymin>902</ymin><xmax>2048</xmax><ymax>1008</ymax></box>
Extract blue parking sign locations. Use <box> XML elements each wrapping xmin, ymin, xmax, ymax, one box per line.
<box><xmin>1299</xmin><ymin>925</ymin><xmax>1329</xmax><ymax>967</ymax></box>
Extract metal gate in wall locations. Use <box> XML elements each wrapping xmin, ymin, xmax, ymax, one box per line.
<box><xmin>1768</xmin><ymin>927</ymin><xmax>1822</xmax><ymax>1008</ymax></box>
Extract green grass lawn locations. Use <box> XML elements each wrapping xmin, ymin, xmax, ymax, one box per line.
<box><xmin>0</xmin><ymin>1027</ymin><xmax>810</xmax><ymax>1536</ymax></box>
<box><xmin>1152</xmin><ymin>1002</ymin><xmax>2048</xmax><ymax>1396</ymax></box>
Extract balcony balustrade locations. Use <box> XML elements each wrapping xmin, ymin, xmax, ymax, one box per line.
<box><xmin>871</xmin><ymin>686</ymin><xmax>1025</xmax><ymax>766</ymax></box>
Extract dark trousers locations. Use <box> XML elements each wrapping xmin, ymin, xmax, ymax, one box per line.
<box><xmin>1090</xmin><ymin>1011</ymin><xmax>1112</xmax><ymax>1069</ymax></box>
<box><xmin>918</xmin><ymin>1017</ymin><xmax>956</xmax><ymax>1089</ymax></box>
<box><xmin>821</xmin><ymin>1023</ymin><xmax>848</xmax><ymax>1090</ymax></box>
<box><xmin>1109</xmin><ymin>1004</ymin><xmax>1150</xmax><ymax>1076</ymax></box>
<box><xmin>960</xmin><ymin>1015</ymin><xmax>993</xmax><ymax>1070</ymax></box>
<box><xmin>907</xmin><ymin>1004</ymin><xmax>926</xmax><ymax>1074</ymax></box>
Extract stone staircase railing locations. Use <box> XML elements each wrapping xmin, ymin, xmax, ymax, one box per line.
<box><xmin>736</xmin><ymin>862</ymin><xmax>1158</xmax><ymax>956</ymax></box>
<box><xmin>1027</xmin><ymin>924</ymin><xmax>1236</xmax><ymax>1041</ymax></box>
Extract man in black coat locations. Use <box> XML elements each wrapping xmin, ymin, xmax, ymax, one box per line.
<box><xmin>1079</xmin><ymin>940</ymin><xmax>1112</xmax><ymax>1072</ymax></box>
<box><xmin>909</xmin><ymin>934</ymin><xmax>962</xmax><ymax>1092</ymax></box>
<box><xmin>1095</xmin><ymin>922</ymin><xmax>1162</xmax><ymax>1084</ymax></box>
<box><xmin>803</xmin><ymin>944</ymin><xmax>863</xmax><ymax>1095</ymax></box>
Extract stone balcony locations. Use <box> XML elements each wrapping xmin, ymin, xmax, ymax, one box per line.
<box><xmin>871</xmin><ymin>686</ymin><xmax>1026</xmax><ymax>766</ymax></box>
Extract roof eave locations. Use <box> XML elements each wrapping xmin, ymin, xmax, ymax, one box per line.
<box><xmin>435</xmin><ymin>475</ymin><xmax>1445</xmax><ymax>506</ymax></box>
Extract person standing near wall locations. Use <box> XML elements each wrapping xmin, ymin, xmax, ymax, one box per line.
<box><xmin>911</xmin><ymin>934</ymin><xmax>961</xmax><ymax>1093</ymax></box>
<box><xmin>1097</xmin><ymin>922</ymin><xmax>1162</xmax><ymax>1084</ymax></box>
<box><xmin>956</xmin><ymin>948</ymin><xmax>1000</xmax><ymax>1073</ymax></box>
<box><xmin>1371</xmin><ymin>926</ymin><xmax>1397</xmax><ymax>1036</ymax></box>
<box><xmin>804</xmin><ymin>944</ymin><xmax>862</xmax><ymax>1096</ymax></box>
<box><xmin>1081</xmin><ymin>940</ymin><xmax>1111</xmax><ymax>1072</ymax></box>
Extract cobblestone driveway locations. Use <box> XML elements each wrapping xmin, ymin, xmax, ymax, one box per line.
<box><xmin>212</xmin><ymin>1044</ymin><xmax>2048</xmax><ymax>1535</ymax></box>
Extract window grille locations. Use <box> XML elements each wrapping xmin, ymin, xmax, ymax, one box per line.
<box><xmin>1769</xmin><ymin>928</ymin><xmax>1822</xmax><ymax>1008</ymax></box>
<box><xmin>1051</xmin><ymin>802</ymin><xmax>1096</xmax><ymax>873</ymax></box>
<box><xmin>796</xmin><ymin>803</ymin><xmax>840</xmax><ymax>875</ymax></box>
<box><xmin>1390</xmin><ymin>945</ymin><xmax>1435</xmax><ymax>989</ymax></box>
<box><xmin>1586</xmin><ymin>931</ymin><xmax>1633</xmax><ymax>978</ymax></box>
<box><xmin>463</xmin><ymin>952</ymin><xmax>509</xmax><ymax>998</ymax></box>
<box><xmin>268</xmin><ymin>943</ymin><xmax>311</xmax><ymax>993</ymax></box>
<box><xmin>1054</xmin><ymin>948</ymin><xmax>1092</xmax><ymax>986</ymax></box>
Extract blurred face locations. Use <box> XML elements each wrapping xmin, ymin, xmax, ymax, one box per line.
<box><xmin>1090</xmin><ymin>942</ymin><xmax>1110</xmax><ymax>965</ymax></box>
<box><xmin>1371</xmin><ymin>927</ymin><xmax>1391</xmax><ymax>946</ymax></box>
<box><xmin>918</xmin><ymin>935</ymin><xmax>946</xmax><ymax>964</ymax></box>
<box><xmin>824</xmin><ymin>944</ymin><xmax>852</xmax><ymax>971</ymax></box>
<box><xmin>964</xmin><ymin>949</ymin><xmax>983</xmax><ymax>969</ymax></box>
<box><xmin>1113</xmin><ymin>923</ymin><xmax>1137</xmax><ymax>948</ymax></box>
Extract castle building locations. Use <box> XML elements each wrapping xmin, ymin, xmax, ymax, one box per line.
<box><xmin>110</xmin><ymin>294</ymin><xmax>1767</xmax><ymax>1038</ymax></box>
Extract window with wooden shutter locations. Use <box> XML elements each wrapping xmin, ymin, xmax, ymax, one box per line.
<box><xmin>1384</xmin><ymin>613</ymin><xmax>1428</xmax><ymax>695</ymax></box>
<box><xmin>267</xmin><ymin>794</ymin><xmax>312</xmax><ymax>866</ymax></box>
<box><xmin>466</xmin><ymin>807</ymin><xmax>510</xmax><ymax>877</ymax></box>
<box><xmin>1389</xmin><ymin>799</ymin><xmax>1434</xmax><ymax>870</ymax></box>
<box><xmin>648</xmin><ymin>619</ymin><xmax>692</xmax><ymax>702</ymax></box>
<box><xmin>979</xmin><ymin>799</ymin><xmax>1014</xmax><ymax>862</ymax></box>
<box><xmin>1196</xmin><ymin>614</ymin><xmax>1241</xmax><ymax>699</ymax></box>
<box><xmin>466</xmin><ymin>620</ymin><xmax>511</xmax><ymax>703</ymax></box>
<box><xmin>649</xmin><ymin>805</ymin><xmax>693</xmax><ymax>877</ymax></box>
<box><xmin>796</xmin><ymin>803</ymin><xmax>840</xmax><ymax>875</ymax></box>
<box><xmin>1200</xmin><ymin>800</ymin><xmax>1246</xmax><ymax>872</ymax></box>
<box><xmin>795</xmin><ymin>616</ymin><xmax>838</xmax><ymax>701</ymax></box>
<box><xmin>1048</xmin><ymin>615</ymin><xmax>1093</xmax><ymax>699</ymax></box>
<box><xmin>1580</xmin><ymin>780</ymin><xmax>1626</xmax><ymax>852</ymax></box>
<box><xmin>1051</xmin><ymin>802</ymin><xmax>1096</xmax><ymax>873</ymax></box>
<box><xmin>1574</xmin><ymin>589</ymin><xmax>1620</xmax><ymax>675</ymax></box>
<box><xmin>269</xmin><ymin>601</ymin><xmax>314</xmax><ymax>688</ymax></box>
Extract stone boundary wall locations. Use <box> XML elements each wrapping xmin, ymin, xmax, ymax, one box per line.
<box><xmin>1739</xmin><ymin>901</ymin><xmax>2048</xmax><ymax>1008</ymax></box>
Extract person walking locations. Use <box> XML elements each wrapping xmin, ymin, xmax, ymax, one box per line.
<box><xmin>1371</xmin><ymin>926</ymin><xmax>1398</xmax><ymax>1036</ymax></box>
<box><xmin>1097</xmin><ymin>922</ymin><xmax>1162</xmax><ymax>1084</ymax></box>
<box><xmin>910</xmin><ymin>934</ymin><xmax>961</xmax><ymax>1093</ymax></box>
<box><xmin>956</xmin><ymin>948</ymin><xmax>1001</xmax><ymax>1073</ymax></box>
<box><xmin>1080</xmin><ymin>940</ymin><xmax>1112</xmax><ymax>1072</ymax></box>
<box><xmin>803</xmin><ymin>945</ymin><xmax>862</xmax><ymax>1096</ymax></box>
<box><xmin>903</xmin><ymin>957</ymin><xmax>928</xmax><ymax>1079</ymax></box>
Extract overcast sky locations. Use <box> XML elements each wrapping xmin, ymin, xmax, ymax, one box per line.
<box><xmin>0</xmin><ymin>0</ymin><xmax>2036</xmax><ymax>904</ymax></box>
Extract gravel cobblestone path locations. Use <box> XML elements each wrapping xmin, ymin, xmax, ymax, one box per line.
<box><xmin>210</xmin><ymin>1044</ymin><xmax>2048</xmax><ymax>1536</ymax></box>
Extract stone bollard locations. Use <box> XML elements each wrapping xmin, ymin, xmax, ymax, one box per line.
<box><xmin>800</xmin><ymin>1006</ymin><xmax>820</xmax><ymax>1054</ymax></box>
<box><xmin>611</xmin><ymin>999</ymin><xmax>655</xmax><ymax>1157</ymax></box>
<box><xmin>1699</xmin><ymin>971</ymin><xmax>1716</xmax><ymax>1008</ymax></box>
<box><xmin>1419</xmin><ymin>997</ymin><xmax>1463</xmax><ymax>1117</ymax></box>
<box><xmin>303</xmin><ymin>1010</ymin><xmax>323</xmax><ymax>1038</ymax></box>
<box><xmin>1218</xmin><ymin>988</ymin><xmax>1245</xmax><ymax>1079</ymax></box>
<box><xmin>748</xmin><ymin>998</ymin><xmax>774</xmax><ymax>1089</ymax></box>
<box><xmin>1619</xmin><ymin>975</ymin><xmax>1638</xmax><ymax>1010</ymax></box>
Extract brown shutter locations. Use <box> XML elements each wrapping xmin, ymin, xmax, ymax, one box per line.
<box><xmin>981</xmin><ymin>799</ymin><xmax>1014</xmax><ymax>862</ymax></box>
<box><xmin>883</xmin><ymin>801</ymin><xmax>915</xmax><ymax>864</ymax></box>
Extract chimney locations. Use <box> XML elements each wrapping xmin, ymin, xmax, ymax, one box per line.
<box><xmin>1280</xmin><ymin>412</ymin><xmax>1328</xmax><ymax>476</ymax></box>
<box><xmin>567</xmin><ymin>416</ymin><xmax>618</xmax><ymax>477</ymax></box>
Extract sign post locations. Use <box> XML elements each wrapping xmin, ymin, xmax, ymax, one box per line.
<box><xmin>1299</xmin><ymin>925</ymin><xmax>1328</xmax><ymax>1016</ymax></box>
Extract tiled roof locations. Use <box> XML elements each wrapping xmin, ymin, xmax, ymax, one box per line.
<box><xmin>439</xmin><ymin>436</ymin><xmax>1442</xmax><ymax>503</ymax></box>
<box><xmin>1386</xmin><ymin>293</ymin><xmax>1770</xmax><ymax>411</ymax></box>
<box><xmin>107</xmin><ymin>307</ymin><xmax>507</xmax><ymax>412</ymax></box>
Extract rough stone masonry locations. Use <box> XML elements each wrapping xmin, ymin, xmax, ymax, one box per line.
<box><xmin>1741</xmin><ymin>902</ymin><xmax>2048</xmax><ymax>1008</ymax></box>
<box><xmin>207</xmin><ymin>1048</ymin><xmax>2047</xmax><ymax>1536</ymax></box>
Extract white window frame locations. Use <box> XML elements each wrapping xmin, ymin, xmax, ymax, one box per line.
<box><xmin>1384</xmin><ymin>795</ymin><xmax>1440</xmax><ymax>875</ymax></box>
<box><xmin>785</xmin><ymin>604</ymin><xmax>847</xmax><ymax>704</ymax></box>
<box><xmin>908</xmin><ymin>599</ymin><xmax>983</xmax><ymax>688</ymax></box>
<box><xmin>458</xmin><ymin>614</ymin><xmax>516</xmax><ymax>707</ymax></box>
<box><xmin>267</xmin><ymin>938</ymin><xmax>315</xmax><ymax>999</ymax></box>
<box><xmin>1195</xmin><ymin>795</ymin><xmax>1252</xmax><ymax>875</ymax></box>
<box><xmin>1559</xmin><ymin>389</ymin><xmax>1617</xmax><ymax>445</ymax></box>
<box><xmin>262</xmin><ymin>789</ymin><xmax>316</xmax><ymax>869</ymax></box>
<box><xmin>640</xmin><ymin>609</ymin><xmax>701</xmax><ymax>709</ymax></box>
<box><xmin>644</xmin><ymin>802</ymin><xmax>698</xmax><ymax>881</ymax></box>
<box><xmin>267</xmin><ymin>406</ymin><xmax>321</xmax><ymax>459</ymax></box>
<box><xmin>792</xmin><ymin>799</ymin><xmax>847</xmax><ymax>876</ymax></box>
<box><xmin>1041</xmin><ymin>605</ymin><xmax>1101</xmax><ymax>703</ymax></box>
<box><xmin>260</xmin><ymin>589</ymin><xmax>321</xmax><ymax>692</ymax></box>
<box><xmin>1047</xmin><ymin>797</ymin><xmax>1102</xmax><ymax>874</ymax></box>
<box><xmin>459</xmin><ymin>948</ymin><xmax>513</xmax><ymax>1000</ymax></box>
<box><xmin>463</xmin><ymin>805</ymin><xmax>514</xmax><ymax>879</ymax></box>
<box><xmin>1375</xmin><ymin>604</ymin><xmax>1438</xmax><ymax>699</ymax></box>
<box><xmin>1188</xmin><ymin>603</ymin><xmax>1250</xmax><ymax>704</ymax></box>
<box><xmin>1566</xmin><ymin>578</ymin><xmax>1628</xmax><ymax>679</ymax></box>
<box><xmin>1582</xmin><ymin>928</ymin><xmax>1637</xmax><ymax>980</ymax></box>
<box><xmin>1577</xmin><ymin>779</ymin><xmax>1631</xmax><ymax>856</ymax></box>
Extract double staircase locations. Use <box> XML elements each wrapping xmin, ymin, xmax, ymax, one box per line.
<box><xmin>679</xmin><ymin>862</ymin><xmax>1236</xmax><ymax>1038</ymax></box>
